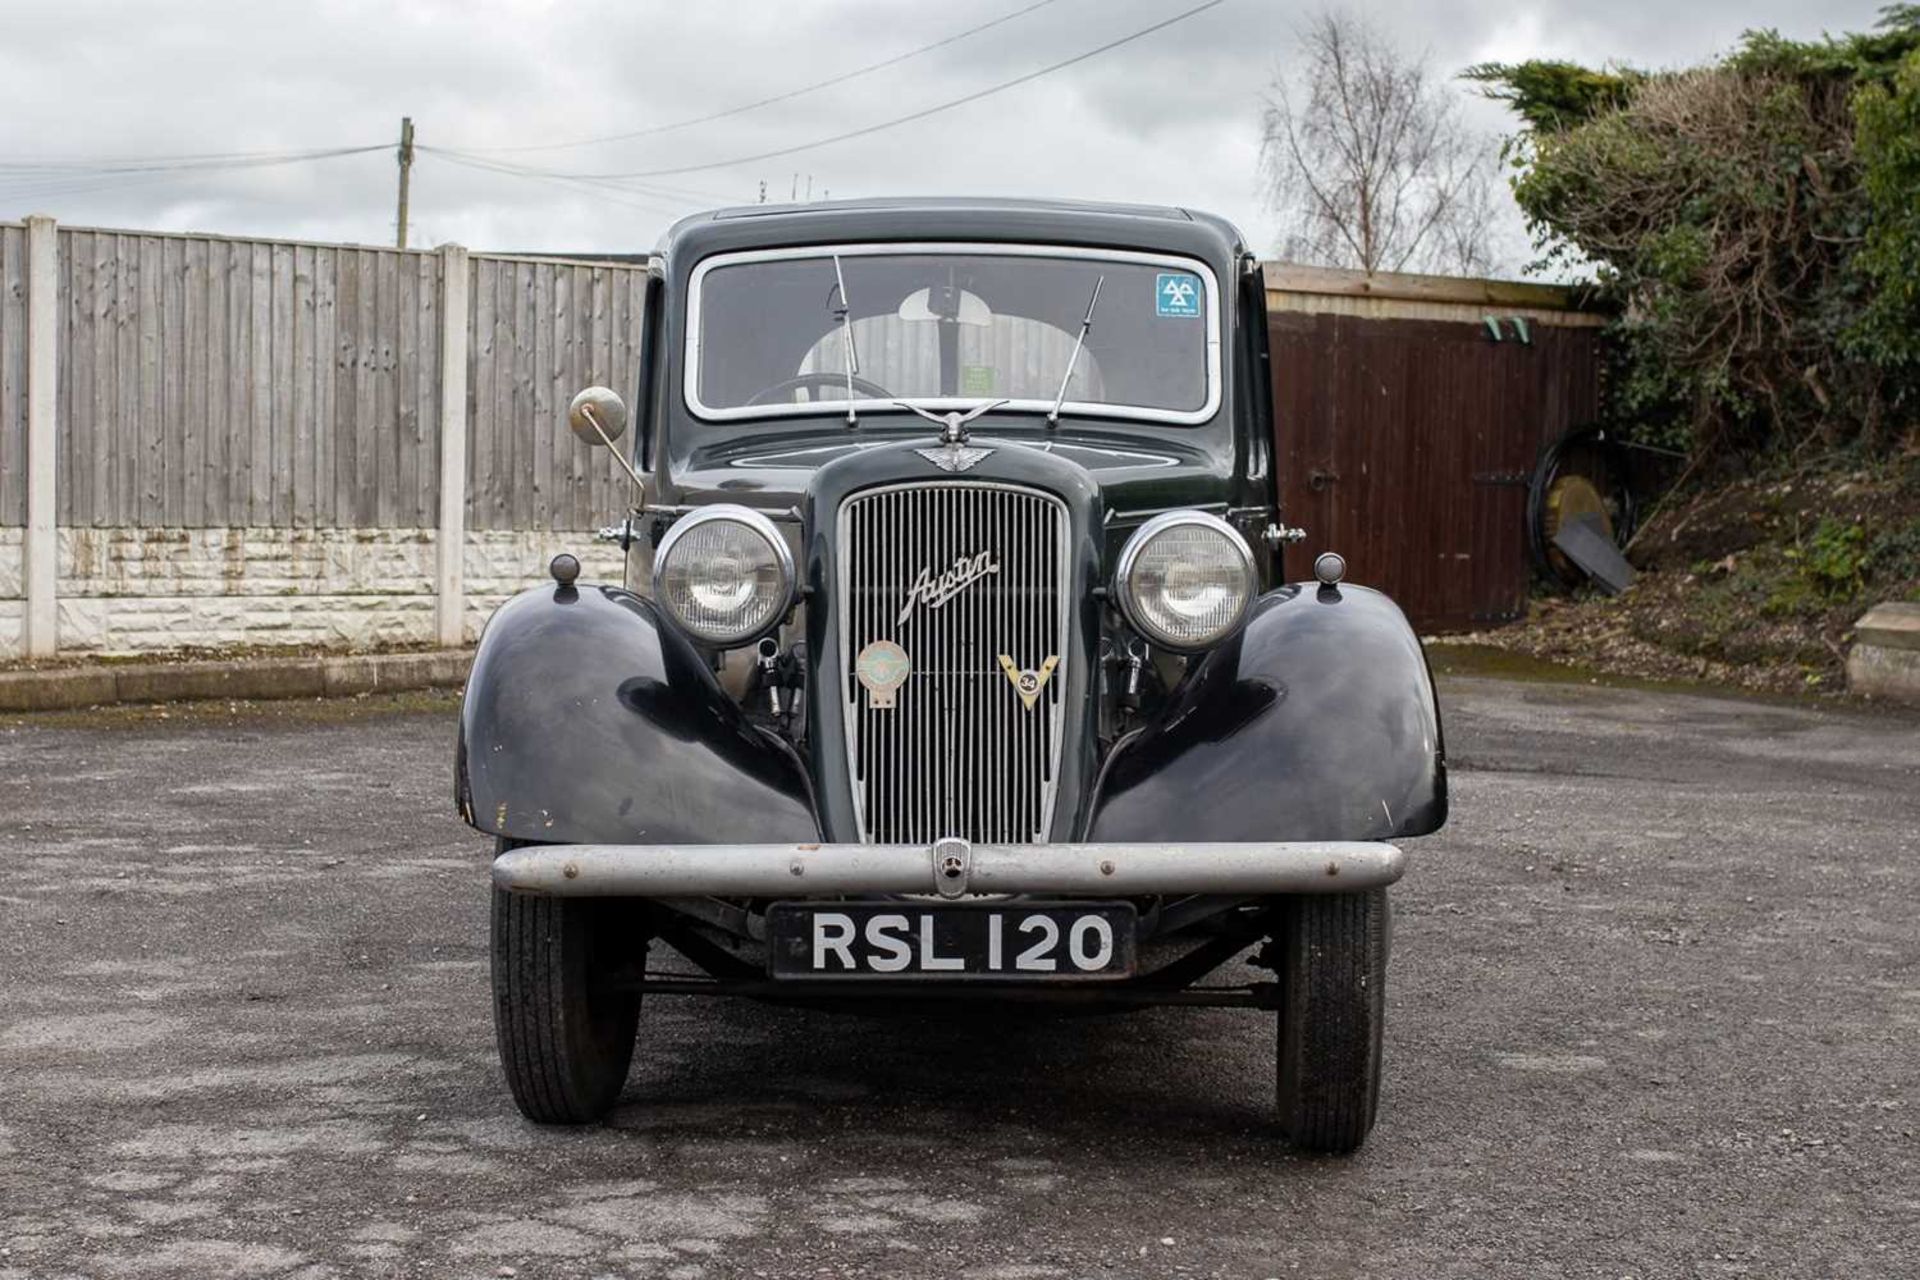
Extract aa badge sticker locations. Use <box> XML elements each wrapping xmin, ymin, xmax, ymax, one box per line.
<box><xmin>997</xmin><ymin>655</ymin><xmax>1059</xmax><ymax>711</ymax></box>
<box><xmin>855</xmin><ymin>641</ymin><xmax>910</xmax><ymax>709</ymax></box>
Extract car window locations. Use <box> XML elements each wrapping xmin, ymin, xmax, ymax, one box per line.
<box><xmin>795</xmin><ymin>312</ymin><xmax>1104</xmax><ymax>404</ymax></box>
<box><xmin>689</xmin><ymin>247</ymin><xmax>1214</xmax><ymax>423</ymax></box>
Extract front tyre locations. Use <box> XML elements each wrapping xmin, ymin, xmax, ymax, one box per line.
<box><xmin>490</xmin><ymin>840</ymin><xmax>643</xmax><ymax>1124</ymax></box>
<box><xmin>1274</xmin><ymin>888</ymin><xmax>1389</xmax><ymax>1154</ymax></box>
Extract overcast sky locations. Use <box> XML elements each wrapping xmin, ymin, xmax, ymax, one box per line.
<box><xmin>0</xmin><ymin>0</ymin><xmax>1893</xmax><ymax>276</ymax></box>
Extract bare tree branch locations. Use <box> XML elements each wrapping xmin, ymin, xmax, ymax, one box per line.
<box><xmin>1260</xmin><ymin>9</ymin><xmax>1499</xmax><ymax>275</ymax></box>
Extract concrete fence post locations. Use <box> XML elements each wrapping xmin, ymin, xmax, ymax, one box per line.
<box><xmin>435</xmin><ymin>244</ymin><xmax>470</xmax><ymax>648</ymax></box>
<box><xmin>23</xmin><ymin>214</ymin><xmax>57</xmax><ymax>658</ymax></box>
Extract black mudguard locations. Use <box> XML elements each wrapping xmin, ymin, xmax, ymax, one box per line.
<box><xmin>457</xmin><ymin>582</ymin><xmax>819</xmax><ymax>845</ymax></box>
<box><xmin>1087</xmin><ymin>584</ymin><xmax>1446</xmax><ymax>842</ymax></box>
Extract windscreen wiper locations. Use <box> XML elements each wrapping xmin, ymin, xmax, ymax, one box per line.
<box><xmin>830</xmin><ymin>254</ymin><xmax>859</xmax><ymax>426</ymax></box>
<box><xmin>1048</xmin><ymin>274</ymin><xmax>1104</xmax><ymax>425</ymax></box>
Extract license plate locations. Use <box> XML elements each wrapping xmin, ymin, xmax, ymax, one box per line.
<box><xmin>766</xmin><ymin>902</ymin><xmax>1136</xmax><ymax>981</ymax></box>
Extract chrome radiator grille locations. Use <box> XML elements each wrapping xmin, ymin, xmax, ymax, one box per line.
<box><xmin>837</xmin><ymin>482</ymin><xmax>1070</xmax><ymax>845</ymax></box>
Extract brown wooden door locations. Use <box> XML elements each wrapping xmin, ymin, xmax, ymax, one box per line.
<box><xmin>1268</xmin><ymin>310</ymin><xmax>1603</xmax><ymax>632</ymax></box>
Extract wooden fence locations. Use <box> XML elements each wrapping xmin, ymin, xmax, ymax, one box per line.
<box><xmin>0</xmin><ymin>221</ymin><xmax>644</xmax><ymax>533</ymax></box>
<box><xmin>0</xmin><ymin>217</ymin><xmax>649</xmax><ymax>655</ymax></box>
<box><xmin>468</xmin><ymin>252</ymin><xmax>646</xmax><ymax>532</ymax></box>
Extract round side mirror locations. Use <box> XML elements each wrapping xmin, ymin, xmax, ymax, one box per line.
<box><xmin>568</xmin><ymin>386</ymin><xmax>628</xmax><ymax>447</ymax></box>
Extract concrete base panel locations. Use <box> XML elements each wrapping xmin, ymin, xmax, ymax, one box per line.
<box><xmin>36</xmin><ymin>527</ymin><xmax>622</xmax><ymax>655</ymax></box>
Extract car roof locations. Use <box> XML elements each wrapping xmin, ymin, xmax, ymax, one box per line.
<box><xmin>660</xmin><ymin>196</ymin><xmax>1248</xmax><ymax>268</ymax></box>
<box><xmin>707</xmin><ymin>195</ymin><xmax>1195</xmax><ymax>223</ymax></box>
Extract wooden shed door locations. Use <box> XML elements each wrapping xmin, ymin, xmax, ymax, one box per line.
<box><xmin>1267</xmin><ymin>311</ymin><xmax>1602</xmax><ymax>633</ymax></box>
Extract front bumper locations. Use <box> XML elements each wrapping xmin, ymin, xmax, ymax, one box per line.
<box><xmin>490</xmin><ymin>839</ymin><xmax>1407</xmax><ymax>899</ymax></box>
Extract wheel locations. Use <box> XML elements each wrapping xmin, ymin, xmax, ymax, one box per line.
<box><xmin>1273</xmin><ymin>889</ymin><xmax>1390</xmax><ymax>1154</ymax></box>
<box><xmin>490</xmin><ymin>839</ymin><xmax>644</xmax><ymax>1124</ymax></box>
<box><xmin>1526</xmin><ymin>426</ymin><xmax>1637</xmax><ymax>588</ymax></box>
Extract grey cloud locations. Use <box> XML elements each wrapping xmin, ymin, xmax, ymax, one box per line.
<box><xmin>0</xmin><ymin>0</ymin><xmax>1895</xmax><ymax>267</ymax></box>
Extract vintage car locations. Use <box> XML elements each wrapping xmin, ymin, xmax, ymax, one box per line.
<box><xmin>458</xmin><ymin>197</ymin><xmax>1446</xmax><ymax>1153</ymax></box>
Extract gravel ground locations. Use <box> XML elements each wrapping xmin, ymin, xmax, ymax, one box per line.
<box><xmin>0</xmin><ymin>678</ymin><xmax>1915</xmax><ymax>1279</ymax></box>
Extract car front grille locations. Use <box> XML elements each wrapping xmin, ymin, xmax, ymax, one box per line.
<box><xmin>837</xmin><ymin>481</ymin><xmax>1069</xmax><ymax>845</ymax></box>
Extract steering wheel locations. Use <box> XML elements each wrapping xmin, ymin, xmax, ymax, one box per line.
<box><xmin>745</xmin><ymin>371</ymin><xmax>894</xmax><ymax>406</ymax></box>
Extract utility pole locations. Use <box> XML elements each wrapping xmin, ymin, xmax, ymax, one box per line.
<box><xmin>395</xmin><ymin>116</ymin><xmax>415</xmax><ymax>250</ymax></box>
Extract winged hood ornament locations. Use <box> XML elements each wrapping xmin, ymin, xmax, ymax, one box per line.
<box><xmin>914</xmin><ymin>443</ymin><xmax>994</xmax><ymax>473</ymax></box>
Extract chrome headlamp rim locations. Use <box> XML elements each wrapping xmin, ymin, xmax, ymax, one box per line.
<box><xmin>650</xmin><ymin>504</ymin><xmax>796</xmax><ymax>648</ymax></box>
<box><xmin>1112</xmin><ymin>509</ymin><xmax>1258</xmax><ymax>653</ymax></box>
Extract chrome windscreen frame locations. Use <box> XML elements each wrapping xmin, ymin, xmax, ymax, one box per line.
<box><xmin>684</xmin><ymin>242</ymin><xmax>1224</xmax><ymax>427</ymax></box>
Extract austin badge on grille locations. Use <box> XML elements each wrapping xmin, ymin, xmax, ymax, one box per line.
<box><xmin>997</xmin><ymin>654</ymin><xmax>1059</xmax><ymax>711</ymax></box>
<box><xmin>855</xmin><ymin>641</ymin><xmax>911</xmax><ymax>709</ymax></box>
<box><xmin>897</xmin><ymin>550</ymin><xmax>1000</xmax><ymax>626</ymax></box>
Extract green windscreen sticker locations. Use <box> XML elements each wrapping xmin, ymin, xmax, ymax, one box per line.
<box><xmin>960</xmin><ymin>365</ymin><xmax>997</xmax><ymax>396</ymax></box>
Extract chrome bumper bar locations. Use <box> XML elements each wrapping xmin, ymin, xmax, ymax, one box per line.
<box><xmin>491</xmin><ymin>839</ymin><xmax>1406</xmax><ymax>899</ymax></box>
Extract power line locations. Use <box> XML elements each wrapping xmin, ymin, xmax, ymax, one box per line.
<box><xmin>0</xmin><ymin>146</ymin><xmax>389</xmax><ymax>207</ymax></box>
<box><xmin>0</xmin><ymin>144</ymin><xmax>387</xmax><ymax>176</ymax></box>
<box><xmin>428</xmin><ymin>148</ymin><xmax>748</xmax><ymax>213</ymax></box>
<box><xmin>420</xmin><ymin>149</ymin><xmax>737</xmax><ymax>217</ymax></box>
<box><xmin>0</xmin><ymin>170</ymin><xmax>199</xmax><ymax>203</ymax></box>
<box><xmin>426</xmin><ymin>147</ymin><xmax>742</xmax><ymax>206</ymax></box>
<box><xmin>0</xmin><ymin>143</ymin><xmax>384</xmax><ymax>168</ymax></box>
<box><xmin>465</xmin><ymin>0</ymin><xmax>1063</xmax><ymax>155</ymax></box>
<box><xmin>420</xmin><ymin>0</ymin><xmax>1229</xmax><ymax>182</ymax></box>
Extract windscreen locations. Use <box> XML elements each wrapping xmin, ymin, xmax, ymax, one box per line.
<box><xmin>690</xmin><ymin>249</ymin><xmax>1213</xmax><ymax>421</ymax></box>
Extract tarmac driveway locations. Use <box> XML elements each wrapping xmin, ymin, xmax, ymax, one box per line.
<box><xmin>0</xmin><ymin>676</ymin><xmax>1915</xmax><ymax>1278</ymax></box>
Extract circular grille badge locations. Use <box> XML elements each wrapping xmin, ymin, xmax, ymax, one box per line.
<box><xmin>855</xmin><ymin>641</ymin><xmax>911</xmax><ymax>709</ymax></box>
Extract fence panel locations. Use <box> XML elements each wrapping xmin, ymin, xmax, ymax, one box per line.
<box><xmin>466</xmin><ymin>255</ymin><xmax>645</xmax><ymax>533</ymax></box>
<box><xmin>28</xmin><ymin>231</ymin><xmax>646</xmax><ymax>534</ymax></box>
<box><xmin>52</xmin><ymin>230</ymin><xmax>450</xmax><ymax>529</ymax></box>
